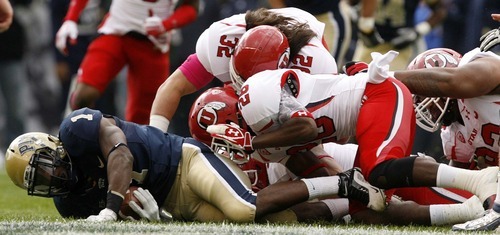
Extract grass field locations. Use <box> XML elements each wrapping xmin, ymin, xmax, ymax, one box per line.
<box><xmin>0</xmin><ymin>170</ymin><xmax>490</xmax><ymax>234</ymax></box>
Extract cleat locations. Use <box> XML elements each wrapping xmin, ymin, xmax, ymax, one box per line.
<box><xmin>452</xmin><ymin>209</ymin><xmax>500</xmax><ymax>231</ymax></box>
<box><xmin>338</xmin><ymin>167</ymin><xmax>387</xmax><ymax>212</ymax></box>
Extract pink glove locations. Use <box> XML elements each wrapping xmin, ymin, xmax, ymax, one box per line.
<box><xmin>207</xmin><ymin>123</ymin><xmax>255</xmax><ymax>153</ymax></box>
<box><xmin>55</xmin><ymin>20</ymin><xmax>78</xmax><ymax>55</ymax></box>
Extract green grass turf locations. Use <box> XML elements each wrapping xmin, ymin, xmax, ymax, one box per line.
<box><xmin>0</xmin><ymin>169</ymin><xmax>493</xmax><ymax>234</ymax></box>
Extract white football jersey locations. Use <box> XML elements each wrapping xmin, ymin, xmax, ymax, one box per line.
<box><xmin>240</xmin><ymin>69</ymin><xmax>368</xmax><ymax>163</ymax></box>
<box><xmin>195</xmin><ymin>7</ymin><xmax>337</xmax><ymax>83</ymax></box>
<box><xmin>98</xmin><ymin>0</ymin><xmax>177</xmax><ymax>35</ymax></box>
<box><xmin>441</xmin><ymin>48</ymin><xmax>500</xmax><ymax>166</ymax></box>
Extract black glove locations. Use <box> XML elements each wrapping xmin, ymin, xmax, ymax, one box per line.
<box><xmin>390</xmin><ymin>27</ymin><xmax>419</xmax><ymax>49</ymax></box>
<box><xmin>358</xmin><ymin>29</ymin><xmax>384</xmax><ymax>48</ymax></box>
<box><xmin>479</xmin><ymin>27</ymin><xmax>500</xmax><ymax>52</ymax></box>
<box><xmin>342</xmin><ymin>61</ymin><xmax>368</xmax><ymax>76</ymax></box>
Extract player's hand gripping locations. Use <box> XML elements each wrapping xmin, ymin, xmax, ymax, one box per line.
<box><xmin>207</xmin><ymin>122</ymin><xmax>255</xmax><ymax>153</ymax></box>
<box><xmin>129</xmin><ymin>187</ymin><xmax>160</xmax><ymax>222</ymax></box>
<box><xmin>55</xmin><ymin>20</ymin><xmax>78</xmax><ymax>55</ymax></box>
<box><xmin>479</xmin><ymin>27</ymin><xmax>500</xmax><ymax>52</ymax></box>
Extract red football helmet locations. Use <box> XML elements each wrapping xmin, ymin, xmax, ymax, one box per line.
<box><xmin>407</xmin><ymin>48</ymin><xmax>462</xmax><ymax>132</ymax></box>
<box><xmin>230</xmin><ymin>25</ymin><xmax>290</xmax><ymax>92</ymax></box>
<box><xmin>188</xmin><ymin>85</ymin><xmax>250</xmax><ymax>164</ymax></box>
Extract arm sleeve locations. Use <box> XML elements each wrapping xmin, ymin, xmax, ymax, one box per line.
<box><xmin>64</xmin><ymin>0</ymin><xmax>89</xmax><ymax>22</ymax></box>
<box><xmin>178</xmin><ymin>54</ymin><xmax>215</xmax><ymax>89</ymax></box>
<box><xmin>162</xmin><ymin>4</ymin><xmax>197</xmax><ymax>31</ymax></box>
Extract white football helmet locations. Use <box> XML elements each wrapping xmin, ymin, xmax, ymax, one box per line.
<box><xmin>5</xmin><ymin>132</ymin><xmax>72</xmax><ymax>197</ymax></box>
<box><xmin>407</xmin><ymin>48</ymin><xmax>462</xmax><ymax>132</ymax></box>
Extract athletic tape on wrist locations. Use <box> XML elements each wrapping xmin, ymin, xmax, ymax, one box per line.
<box><xmin>150</xmin><ymin>115</ymin><xmax>170</xmax><ymax>133</ymax></box>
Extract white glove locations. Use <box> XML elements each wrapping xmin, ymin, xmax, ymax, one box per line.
<box><xmin>86</xmin><ymin>208</ymin><xmax>117</xmax><ymax>222</ymax></box>
<box><xmin>55</xmin><ymin>20</ymin><xmax>78</xmax><ymax>55</ymax></box>
<box><xmin>148</xmin><ymin>34</ymin><xmax>170</xmax><ymax>53</ymax></box>
<box><xmin>129</xmin><ymin>187</ymin><xmax>160</xmax><ymax>222</ymax></box>
<box><xmin>143</xmin><ymin>10</ymin><xmax>166</xmax><ymax>37</ymax></box>
<box><xmin>207</xmin><ymin>122</ymin><xmax>255</xmax><ymax>154</ymax></box>
<box><xmin>367</xmin><ymin>50</ymin><xmax>399</xmax><ymax>84</ymax></box>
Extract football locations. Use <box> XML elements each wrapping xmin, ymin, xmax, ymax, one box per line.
<box><xmin>119</xmin><ymin>186</ymin><xmax>143</xmax><ymax>220</ymax></box>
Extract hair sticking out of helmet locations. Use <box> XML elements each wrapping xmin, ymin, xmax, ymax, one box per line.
<box><xmin>188</xmin><ymin>85</ymin><xmax>251</xmax><ymax>164</ymax></box>
<box><xmin>230</xmin><ymin>25</ymin><xmax>290</xmax><ymax>93</ymax></box>
<box><xmin>407</xmin><ymin>48</ymin><xmax>462</xmax><ymax>132</ymax></box>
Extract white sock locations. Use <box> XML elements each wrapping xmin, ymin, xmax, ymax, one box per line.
<box><xmin>322</xmin><ymin>198</ymin><xmax>349</xmax><ymax>221</ymax></box>
<box><xmin>429</xmin><ymin>196</ymin><xmax>483</xmax><ymax>225</ymax></box>
<box><xmin>301</xmin><ymin>176</ymin><xmax>340</xmax><ymax>200</ymax></box>
<box><xmin>437</xmin><ymin>165</ymin><xmax>498</xmax><ymax>201</ymax></box>
<box><xmin>436</xmin><ymin>164</ymin><xmax>477</xmax><ymax>191</ymax></box>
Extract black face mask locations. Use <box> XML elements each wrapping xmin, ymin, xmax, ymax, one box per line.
<box><xmin>25</xmin><ymin>147</ymin><xmax>72</xmax><ymax>197</ymax></box>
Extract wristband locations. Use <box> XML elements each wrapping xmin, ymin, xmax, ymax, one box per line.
<box><xmin>415</xmin><ymin>21</ymin><xmax>431</xmax><ymax>36</ymax></box>
<box><xmin>358</xmin><ymin>17</ymin><xmax>375</xmax><ymax>33</ymax></box>
<box><xmin>107</xmin><ymin>143</ymin><xmax>128</xmax><ymax>158</ymax></box>
<box><xmin>150</xmin><ymin>115</ymin><xmax>170</xmax><ymax>133</ymax></box>
<box><xmin>107</xmin><ymin>190</ymin><xmax>124</xmax><ymax>214</ymax></box>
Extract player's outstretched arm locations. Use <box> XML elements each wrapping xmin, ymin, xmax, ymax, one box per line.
<box><xmin>394</xmin><ymin>56</ymin><xmax>500</xmax><ymax>98</ymax></box>
<box><xmin>149</xmin><ymin>69</ymin><xmax>198</xmax><ymax>132</ymax></box>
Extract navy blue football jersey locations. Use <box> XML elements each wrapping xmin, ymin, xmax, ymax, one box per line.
<box><xmin>54</xmin><ymin>108</ymin><xmax>184</xmax><ymax>218</ymax></box>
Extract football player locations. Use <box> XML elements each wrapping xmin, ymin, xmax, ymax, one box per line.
<box><xmin>56</xmin><ymin>0</ymin><xmax>199</xmax><ymax>124</ymax></box>
<box><xmin>149</xmin><ymin>7</ymin><xmax>337</xmax><ymax>132</ymax></box>
<box><xmin>207</xmin><ymin>26</ymin><xmax>499</xmax><ymax>220</ymax></box>
<box><xmin>4</xmin><ymin>107</ymin><xmax>387</xmax><ymax>223</ymax></box>
<box><xmin>393</xmin><ymin>47</ymin><xmax>500</xmax><ymax>230</ymax></box>
<box><xmin>189</xmin><ymin>83</ymin><xmax>484</xmax><ymax>226</ymax></box>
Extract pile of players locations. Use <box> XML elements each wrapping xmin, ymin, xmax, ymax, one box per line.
<box><xmin>4</xmin><ymin>7</ymin><xmax>500</xmax><ymax>231</ymax></box>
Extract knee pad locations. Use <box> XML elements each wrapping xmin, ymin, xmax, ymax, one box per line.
<box><xmin>368</xmin><ymin>157</ymin><xmax>417</xmax><ymax>189</ymax></box>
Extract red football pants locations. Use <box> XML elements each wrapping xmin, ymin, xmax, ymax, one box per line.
<box><xmin>77</xmin><ymin>34</ymin><xmax>169</xmax><ymax>124</ymax></box>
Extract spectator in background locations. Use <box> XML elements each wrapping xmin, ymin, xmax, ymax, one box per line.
<box><xmin>0</xmin><ymin>0</ymin><xmax>13</xmax><ymax>32</ymax></box>
<box><xmin>55</xmin><ymin>0</ymin><xmax>199</xmax><ymax>124</ymax></box>
<box><xmin>0</xmin><ymin>0</ymin><xmax>29</xmax><ymax>151</ymax></box>
<box><xmin>268</xmin><ymin>0</ymin><xmax>354</xmax><ymax>70</ymax></box>
<box><xmin>352</xmin><ymin>0</ymin><xmax>447</xmax><ymax>70</ymax></box>
<box><xmin>442</xmin><ymin>0</ymin><xmax>500</xmax><ymax>54</ymax></box>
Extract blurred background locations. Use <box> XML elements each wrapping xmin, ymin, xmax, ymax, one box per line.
<box><xmin>0</xmin><ymin>0</ymin><xmax>499</xmax><ymax>169</ymax></box>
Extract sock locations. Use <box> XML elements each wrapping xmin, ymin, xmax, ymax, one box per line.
<box><xmin>322</xmin><ymin>198</ymin><xmax>349</xmax><ymax>221</ymax></box>
<box><xmin>436</xmin><ymin>164</ymin><xmax>481</xmax><ymax>192</ymax></box>
<box><xmin>301</xmin><ymin>176</ymin><xmax>340</xmax><ymax>200</ymax></box>
<box><xmin>436</xmin><ymin>164</ymin><xmax>462</xmax><ymax>188</ymax></box>
<box><xmin>429</xmin><ymin>196</ymin><xmax>484</xmax><ymax>225</ymax></box>
<box><xmin>437</xmin><ymin>165</ymin><xmax>498</xmax><ymax>202</ymax></box>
